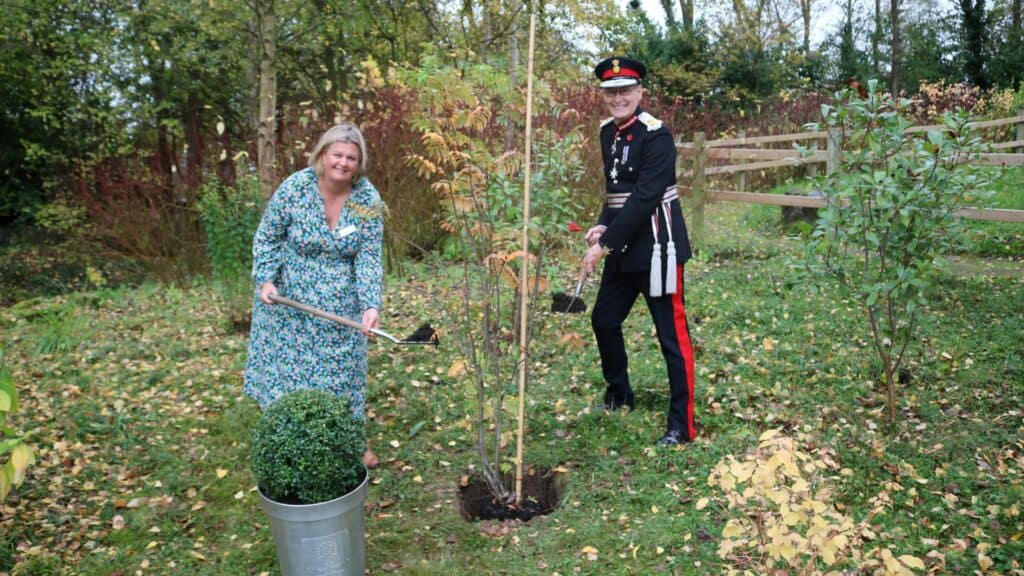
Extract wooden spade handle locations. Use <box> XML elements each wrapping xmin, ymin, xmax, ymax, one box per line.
<box><xmin>267</xmin><ymin>294</ymin><xmax>403</xmax><ymax>343</ymax></box>
<box><xmin>268</xmin><ymin>294</ymin><xmax>366</xmax><ymax>331</ymax></box>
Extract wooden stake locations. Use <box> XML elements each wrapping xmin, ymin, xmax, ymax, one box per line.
<box><xmin>514</xmin><ymin>12</ymin><xmax>536</xmax><ymax>506</ymax></box>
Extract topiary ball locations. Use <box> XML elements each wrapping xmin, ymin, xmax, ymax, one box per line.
<box><xmin>251</xmin><ymin>389</ymin><xmax>365</xmax><ymax>504</ymax></box>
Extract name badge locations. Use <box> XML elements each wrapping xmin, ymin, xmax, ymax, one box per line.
<box><xmin>336</xmin><ymin>224</ymin><xmax>357</xmax><ymax>238</ymax></box>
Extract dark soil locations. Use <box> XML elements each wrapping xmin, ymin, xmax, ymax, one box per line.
<box><xmin>550</xmin><ymin>291</ymin><xmax>586</xmax><ymax>314</ymax></box>
<box><xmin>458</xmin><ymin>467</ymin><xmax>566</xmax><ymax>522</ymax></box>
<box><xmin>230</xmin><ymin>316</ymin><xmax>251</xmax><ymax>334</ymax></box>
<box><xmin>403</xmin><ymin>323</ymin><xmax>438</xmax><ymax>343</ymax></box>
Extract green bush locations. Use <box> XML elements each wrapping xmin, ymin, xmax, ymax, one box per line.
<box><xmin>805</xmin><ymin>80</ymin><xmax>997</xmax><ymax>422</ymax></box>
<box><xmin>196</xmin><ymin>175</ymin><xmax>263</xmax><ymax>323</ymax></box>
<box><xmin>1</xmin><ymin>345</ymin><xmax>36</xmax><ymax>503</ymax></box>
<box><xmin>32</xmin><ymin>197</ymin><xmax>94</xmax><ymax>242</ymax></box>
<box><xmin>251</xmin><ymin>389</ymin><xmax>365</xmax><ymax>504</ymax></box>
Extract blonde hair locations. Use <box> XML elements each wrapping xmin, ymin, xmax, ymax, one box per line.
<box><xmin>308</xmin><ymin>123</ymin><xmax>369</xmax><ymax>178</ymax></box>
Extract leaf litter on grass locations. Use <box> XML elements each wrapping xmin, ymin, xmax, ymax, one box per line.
<box><xmin>0</xmin><ymin>203</ymin><xmax>1021</xmax><ymax>574</ymax></box>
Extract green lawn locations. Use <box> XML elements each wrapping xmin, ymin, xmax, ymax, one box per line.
<box><xmin>1</xmin><ymin>202</ymin><xmax>1022</xmax><ymax>575</ymax></box>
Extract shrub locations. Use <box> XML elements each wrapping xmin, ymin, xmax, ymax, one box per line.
<box><xmin>805</xmin><ymin>80</ymin><xmax>997</xmax><ymax>422</ymax></box>
<box><xmin>32</xmin><ymin>197</ymin><xmax>94</xmax><ymax>243</ymax></box>
<box><xmin>251</xmin><ymin>389</ymin><xmax>365</xmax><ymax>504</ymax></box>
<box><xmin>1</xmin><ymin>346</ymin><xmax>36</xmax><ymax>503</ymax></box>
<box><xmin>196</xmin><ymin>175</ymin><xmax>263</xmax><ymax>324</ymax></box>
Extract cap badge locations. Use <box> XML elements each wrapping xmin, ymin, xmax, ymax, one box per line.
<box><xmin>612</xmin><ymin>59</ymin><xmax>621</xmax><ymax>74</ymax></box>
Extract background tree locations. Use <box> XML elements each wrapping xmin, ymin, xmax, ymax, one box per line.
<box><xmin>0</xmin><ymin>1</ymin><xmax>127</xmax><ymax>223</ymax></box>
<box><xmin>898</xmin><ymin>7</ymin><xmax>957</xmax><ymax>93</ymax></box>
<box><xmin>833</xmin><ymin>0</ymin><xmax>870</xmax><ymax>83</ymax></box>
<box><xmin>987</xmin><ymin>0</ymin><xmax>1023</xmax><ymax>90</ymax></box>
<box><xmin>958</xmin><ymin>0</ymin><xmax>991</xmax><ymax>90</ymax></box>
<box><xmin>889</xmin><ymin>0</ymin><xmax>901</xmax><ymax>94</ymax></box>
<box><xmin>248</xmin><ymin>0</ymin><xmax>278</xmax><ymax>199</ymax></box>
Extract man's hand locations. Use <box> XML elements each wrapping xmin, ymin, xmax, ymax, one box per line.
<box><xmin>583</xmin><ymin>242</ymin><xmax>608</xmax><ymax>274</ymax></box>
<box><xmin>259</xmin><ymin>282</ymin><xmax>279</xmax><ymax>305</ymax></box>
<box><xmin>584</xmin><ymin>225</ymin><xmax>607</xmax><ymax>247</ymax></box>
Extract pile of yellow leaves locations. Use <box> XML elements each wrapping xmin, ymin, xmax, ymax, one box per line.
<box><xmin>708</xmin><ymin>429</ymin><xmax>927</xmax><ymax>575</ymax></box>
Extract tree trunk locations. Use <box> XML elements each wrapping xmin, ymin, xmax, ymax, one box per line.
<box><xmin>680</xmin><ymin>0</ymin><xmax>693</xmax><ymax>30</ymax></box>
<box><xmin>660</xmin><ymin>0</ymin><xmax>678</xmax><ymax>28</ymax></box>
<box><xmin>148</xmin><ymin>58</ymin><xmax>174</xmax><ymax>197</ymax></box>
<box><xmin>183</xmin><ymin>87</ymin><xmax>203</xmax><ymax>197</ymax></box>
<box><xmin>800</xmin><ymin>0</ymin><xmax>812</xmax><ymax>54</ymax></box>
<box><xmin>872</xmin><ymin>0</ymin><xmax>882</xmax><ymax>79</ymax></box>
<box><xmin>505</xmin><ymin>2</ymin><xmax>520</xmax><ymax>152</ymax></box>
<box><xmin>256</xmin><ymin>0</ymin><xmax>277</xmax><ymax>199</ymax></box>
<box><xmin>314</xmin><ymin>0</ymin><xmax>343</xmax><ymax>99</ymax></box>
<box><xmin>889</xmin><ymin>0</ymin><xmax>900</xmax><ymax>96</ymax></box>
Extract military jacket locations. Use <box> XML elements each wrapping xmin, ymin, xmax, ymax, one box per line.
<box><xmin>597</xmin><ymin>109</ymin><xmax>692</xmax><ymax>274</ymax></box>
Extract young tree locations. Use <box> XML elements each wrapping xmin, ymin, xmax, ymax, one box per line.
<box><xmin>402</xmin><ymin>53</ymin><xmax>586</xmax><ymax>504</ymax></box>
<box><xmin>806</xmin><ymin>80</ymin><xmax>996</xmax><ymax>422</ymax></box>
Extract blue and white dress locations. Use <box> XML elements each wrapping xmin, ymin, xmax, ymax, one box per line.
<box><xmin>243</xmin><ymin>168</ymin><xmax>384</xmax><ymax>418</ymax></box>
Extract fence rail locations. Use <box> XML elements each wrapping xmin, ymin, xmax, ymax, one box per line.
<box><xmin>695</xmin><ymin>188</ymin><xmax>1024</xmax><ymax>223</ymax></box>
<box><xmin>677</xmin><ymin>108</ymin><xmax>1024</xmax><ymax>240</ymax></box>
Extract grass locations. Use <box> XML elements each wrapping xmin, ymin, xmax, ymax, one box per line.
<box><xmin>739</xmin><ymin>166</ymin><xmax>1024</xmax><ymax>259</ymax></box>
<box><xmin>1</xmin><ymin>202</ymin><xmax>1022</xmax><ymax>575</ymax></box>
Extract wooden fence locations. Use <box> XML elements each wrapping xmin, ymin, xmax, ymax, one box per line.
<box><xmin>676</xmin><ymin>109</ymin><xmax>1024</xmax><ymax>244</ymax></box>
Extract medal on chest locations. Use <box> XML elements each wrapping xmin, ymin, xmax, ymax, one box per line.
<box><xmin>609</xmin><ymin>116</ymin><xmax>638</xmax><ymax>184</ymax></box>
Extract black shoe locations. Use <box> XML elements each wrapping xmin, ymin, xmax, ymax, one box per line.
<box><xmin>657</xmin><ymin>429</ymin><xmax>687</xmax><ymax>446</ymax></box>
<box><xmin>597</xmin><ymin>392</ymin><xmax>635</xmax><ymax>412</ymax></box>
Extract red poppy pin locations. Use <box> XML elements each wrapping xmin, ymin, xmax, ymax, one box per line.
<box><xmin>626</xmin><ymin>134</ymin><xmax>633</xmax><ymax>142</ymax></box>
<box><xmin>567</xmin><ymin>222</ymin><xmax>582</xmax><ymax>233</ymax></box>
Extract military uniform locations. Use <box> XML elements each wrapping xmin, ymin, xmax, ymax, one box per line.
<box><xmin>590</xmin><ymin>56</ymin><xmax>697</xmax><ymax>444</ymax></box>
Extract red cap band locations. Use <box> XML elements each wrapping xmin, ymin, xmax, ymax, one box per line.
<box><xmin>602</xmin><ymin>68</ymin><xmax>641</xmax><ymax>80</ymax></box>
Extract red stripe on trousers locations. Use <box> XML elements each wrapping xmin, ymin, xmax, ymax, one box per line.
<box><xmin>671</xmin><ymin>265</ymin><xmax>697</xmax><ymax>440</ymax></box>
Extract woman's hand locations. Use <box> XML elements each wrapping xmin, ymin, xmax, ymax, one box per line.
<box><xmin>584</xmin><ymin>225</ymin><xmax>606</xmax><ymax>247</ymax></box>
<box><xmin>361</xmin><ymin>308</ymin><xmax>380</xmax><ymax>336</ymax></box>
<box><xmin>259</xmin><ymin>282</ymin><xmax>279</xmax><ymax>305</ymax></box>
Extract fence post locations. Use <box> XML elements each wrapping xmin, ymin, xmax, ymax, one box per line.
<box><xmin>1016</xmin><ymin>108</ymin><xmax>1024</xmax><ymax>154</ymax></box>
<box><xmin>692</xmin><ymin>131</ymin><xmax>706</xmax><ymax>254</ymax></box>
<box><xmin>736</xmin><ymin>130</ymin><xmax>746</xmax><ymax>193</ymax></box>
<box><xmin>807</xmin><ymin>137</ymin><xmax>818</xmax><ymax>179</ymax></box>
<box><xmin>827</xmin><ymin>127</ymin><xmax>842</xmax><ymax>175</ymax></box>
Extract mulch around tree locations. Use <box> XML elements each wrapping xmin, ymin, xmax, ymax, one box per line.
<box><xmin>458</xmin><ymin>467</ymin><xmax>566</xmax><ymax>522</ymax></box>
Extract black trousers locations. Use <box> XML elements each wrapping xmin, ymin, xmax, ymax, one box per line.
<box><xmin>591</xmin><ymin>263</ymin><xmax>697</xmax><ymax>440</ymax></box>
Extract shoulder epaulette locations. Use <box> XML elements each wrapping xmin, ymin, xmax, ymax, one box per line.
<box><xmin>638</xmin><ymin>112</ymin><xmax>663</xmax><ymax>131</ymax></box>
<box><xmin>600</xmin><ymin>116</ymin><xmax>615</xmax><ymax>128</ymax></box>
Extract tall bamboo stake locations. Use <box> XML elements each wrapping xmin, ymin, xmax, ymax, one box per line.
<box><xmin>514</xmin><ymin>12</ymin><xmax>537</xmax><ymax>506</ymax></box>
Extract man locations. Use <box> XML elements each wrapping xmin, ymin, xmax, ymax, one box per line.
<box><xmin>581</xmin><ymin>56</ymin><xmax>697</xmax><ymax>447</ymax></box>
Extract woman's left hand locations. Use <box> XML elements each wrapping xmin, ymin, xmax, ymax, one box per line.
<box><xmin>361</xmin><ymin>308</ymin><xmax>380</xmax><ymax>336</ymax></box>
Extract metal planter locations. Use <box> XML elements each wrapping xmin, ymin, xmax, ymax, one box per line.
<box><xmin>258</xmin><ymin>472</ymin><xmax>368</xmax><ymax>576</ymax></box>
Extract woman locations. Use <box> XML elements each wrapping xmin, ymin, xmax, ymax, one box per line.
<box><xmin>244</xmin><ymin>123</ymin><xmax>384</xmax><ymax>468</ymax></box>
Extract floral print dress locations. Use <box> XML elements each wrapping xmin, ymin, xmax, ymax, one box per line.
<box><xmin>243</xmin><ymin>168</ymin><xmax>384</xmax><ymax>418</ymax></box>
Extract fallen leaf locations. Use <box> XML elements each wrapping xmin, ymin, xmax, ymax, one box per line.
<box><xmin>446</xmin><ymin>361</ymin><xmax>466</xmax><ymax>378</ymax></box>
